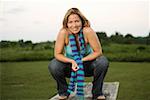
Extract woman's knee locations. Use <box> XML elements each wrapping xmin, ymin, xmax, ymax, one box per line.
<box><xmin>48</xmin><ymin>58</ymin><xmax>63</xmax><ymax>74</ymax></box>
<box><xmin>95</xmin><ymin>55</ymin><xmax>109</xmax><ymax>70</ymax></box>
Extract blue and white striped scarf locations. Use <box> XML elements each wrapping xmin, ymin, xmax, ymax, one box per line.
<box><xmin>67</xmin><ymin>29</ymin><xmax>85</xmax><ymax>99</ymax></box>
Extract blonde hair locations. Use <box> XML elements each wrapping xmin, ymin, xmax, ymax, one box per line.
<box><xmin>63</xmin><ymin>8</ymin><xmax>90</xmax><ymax>28</ymax></box>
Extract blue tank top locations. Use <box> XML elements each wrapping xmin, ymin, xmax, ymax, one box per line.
<box><xmin>64</xmin><ymin>41</ymin><xmax>93</xmax><ymax>59</ymax></box>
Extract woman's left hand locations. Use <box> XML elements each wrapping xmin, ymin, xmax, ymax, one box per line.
<box><xmin>71</xmin><ymin>60</ymin><xmax>79</xmax><ymax>71</ymax></box>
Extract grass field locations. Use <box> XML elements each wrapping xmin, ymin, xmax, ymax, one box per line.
<box><xmin>1</xmin><ymin>43</ymin><xmax>150</xmax><ymax>62</ymax></box>
<box><xmin>1</xmin><ymin>61</ymin><xmax>150</xmax><ymax>100</ymax></box>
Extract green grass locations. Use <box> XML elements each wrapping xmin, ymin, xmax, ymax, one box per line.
<box><xmin>105</xmin><ymin>62</ymin><xmax>150</xmax><ymax>100</ymax></box>
<box><xmin>1</xmin><ymin>61</ymin><xmax>53</xmax><ymax>100</ymax></box>
<box><xmin>0</xmin><ymin>48</ymin><xmax>54</xmax><ymax>62</ymax></box>
<box><xmin>1</xmin><ymin>43</ymin><xmax>150</xmax><ymax>62</ymax></box>
<box><xmin>1</xmin><ymin>61</ymin><xmax>150</xmax><ymax>100</ymax></box>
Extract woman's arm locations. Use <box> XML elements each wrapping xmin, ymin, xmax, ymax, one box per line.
<box><xmin>54</xmin><ymin>28</ymin><xmax>74</xmax><ymax>63</ymax></box>
<box><xmin>82</xmin><ymin>27</ymin><xmax>103</xmax><ymax>61</ymax></box>
<box><xmin>54</xmin><ymin>28</ymin><xmax>78</xmax><ymax>71</ymax></box>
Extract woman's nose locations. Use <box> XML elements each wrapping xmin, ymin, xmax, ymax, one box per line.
<box><xmin>72</xmin><ymin>22</ymin><xmax>77</xmax><ymax>27</ymax></box>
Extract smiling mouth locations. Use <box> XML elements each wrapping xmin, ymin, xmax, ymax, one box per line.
<box><xmin>73</xmin><ymin>30</ymin><xmax>78</xmax><ymax>31</ymax></box>
<box><xmin>72</xmin><ymin>28</ymin><xmax>79</xmax><ymax>31</ymax></box>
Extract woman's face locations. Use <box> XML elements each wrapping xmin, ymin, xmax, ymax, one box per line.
<box><xmin>67</xmin><ymin>14</ymin><xmax>82</xmax><ymax>34</ymax></box>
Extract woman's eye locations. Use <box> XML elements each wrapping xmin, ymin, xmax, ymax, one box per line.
<box><xmin>68</xmin><ymin>21</ymin><xmax>72</xmax><ymax>23</ymax></box>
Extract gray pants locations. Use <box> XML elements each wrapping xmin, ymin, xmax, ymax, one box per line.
<box><xmin>48</xmin><ymin>55</ymin><xmax>109</xmax><ymax>99</ymax></box>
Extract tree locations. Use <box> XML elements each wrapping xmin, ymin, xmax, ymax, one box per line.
<box><xmin>96</xmin><ymin>32</ymin><xmax>107</xmax><ymax>39</ymax></box>
<box><xmin>146</xmin><ymin>32</ymin><xmax>150</xmax><ymax>45</ymax></box>
<box><xmin>24</xmin><ymin>40</ymin><xmax>32</xmax><ymax>46</ymax></box>
<box><xmin>125</xmin><ymin>33</ymin><xmax>134</xmax><ymax>39</ymax></box>
<box><xmin>0</xmin><ymin>41</ymin><xmax>10</xmax><ymax>48</ymax></box>
<box><xmin>18</xmin><ymin>39</ymin><xmax>25</xmax><ymax>47</ymax></box>
<box><xmin>110</xmin><ymin>32</ymin><xmax>124</xmax><ymax>43</ymax></box>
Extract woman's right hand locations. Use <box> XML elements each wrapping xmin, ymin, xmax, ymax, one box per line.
<box><xmin>71</xmin><ymin>60</ymin><xmax>79</xmax><ymax>71</ymax></box>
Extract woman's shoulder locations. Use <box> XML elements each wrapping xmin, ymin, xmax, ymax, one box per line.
<box><xmin>83</xmin><ymin>27</ymin><xmax>94</xmax><ymax>33</ymax></box>
<box><xmin>83</xmin><ymin>27</ymin><xmax>95</xmax><ymax>36</ymax></box>
<box><xmin>59</xmin><ymin>28</ymin><xmax>68</xmax><ymax>34</ymax></box>
<box><xmin>57</xmin><ymin>28</ymin><xmax>69</xmax><ymax>39</ymax></box>
<box><xmin>58</xmin><ymin>28</ymin><xmax>69</xmax><ymax>44</ymax></box>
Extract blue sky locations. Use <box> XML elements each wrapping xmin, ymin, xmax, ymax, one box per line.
<box><xmin>0</xmin><ymin>0</ymin><xmax>149</xmax><ymax>42</ymax></box>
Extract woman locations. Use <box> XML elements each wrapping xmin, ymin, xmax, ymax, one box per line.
<box><xmin>48</xmin><ymin>8</ymin><xmax>109</xmax><ymax>100</ymax></box>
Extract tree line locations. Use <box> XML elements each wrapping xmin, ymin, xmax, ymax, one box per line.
<box><xmin>0</xmin><ymin>32</ymin><xmax>150</xmax><ymax>49</ymax></box>
<box><xmin>96</xmin><ymin>32</ymin><xmax>150</xmax><ymax>45</ymax></box>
